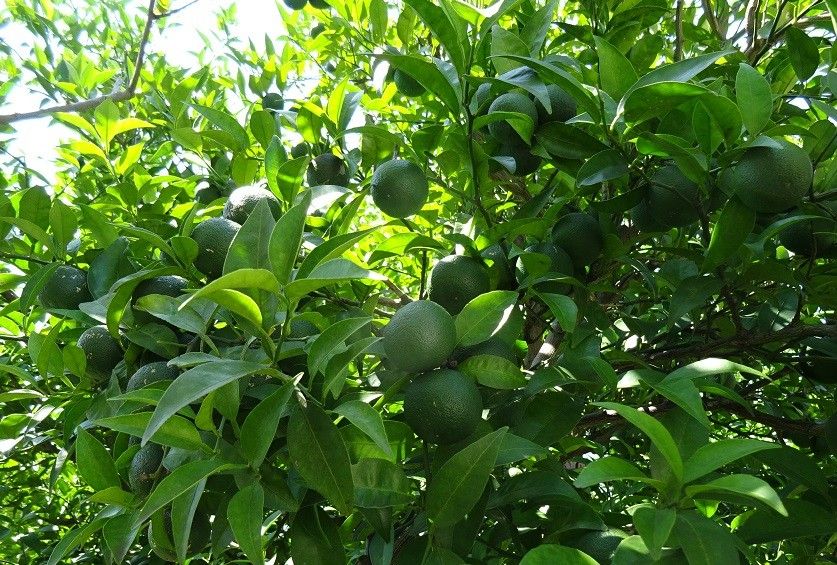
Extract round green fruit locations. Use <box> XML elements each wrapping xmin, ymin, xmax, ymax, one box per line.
<box><xmin>290</xmin><ymin>142</ymin><xmax>310</xmax><ymax>159</ymax></box>
<box><xmin>283</xmin><ymin>0</ymin><xmax>307</xmax><ymax>9</ymax></box>
<box><xmin>552</xmin><ymin>212</ymin><xmax>604</xmax><ymax>268</ymax></box>
<box><xmin>403</xmin><ymin>369</ymin><xmax>483</xmax><ymax>444</ymax></box>
<box><xmin>646</xmin><ymin>165</ymin><xmax>702</xmax><ymax>228</ymax></box>
<box><xmin>515</xmin><ymin>241</ymin><xmax>574</xmax><ymax>294</ymax></box>
<box><xmin>126</xmin><ymin>362</ymin><xmax>179</xmax><ymax>392</ymax></box>
<box><xmin>77</xmin><ymin>326</ymin><xmax>123</xmax><ymax>385</ymax></box>
<box><xmin>481</xmin><ymin>243</ymin><xmax>516</xmax><ymax>290</ymax></box>
<box><xmin>261</xmin><ymin>93</ymin><xmax>283</xmax><ymax>111</ymax></box>
<box><xmin>534</xmin><ymin>83</ymin><xmax>576</xmax><ymax>124</ymax></box>
<box><xmin>569</xmin><ymin>529</ymin><xmax>628</xmax><ymax>565</ymax></box>
<box><xmin>497</xmin><ymin>139</ymin><xmax>541</xmax><ymax>176</ymax></box>
<box><xmin>309</xmin><ymin>0</ymin><xmax>329</xmax><ymax>7</ymax></box>
<box><xmin>487</xmin><ymin>91</ymin><xmax>538</xmax><ymax>143</ymax></box>
<box><xmin>307</xmin><ymin>153</ymin><xmax>350</xmax><ymax>186</ymax></box>
<box><xmin>370</xmin><ymin>158</ymin><xmax>429</xmax><ymax>218</ymax></box>
<box><xmin>129</xmin><ymin>443</ymin><xmax>164</xmax><ymax>498</ymax></box>
<box><xmin>191</xmin><ymin>217</ymin><xmax>241</xmax><ymax>280</ymax></box>
<box><xmin>428</xmin><ymin>255</ymin><xmax>490</xmax><ymax>314</ymax></box>
<box><xmin>778</xmin><ymin>211</ymin><xmax>837</xmax><ymax>257</ymax></box>
<box><xmin>223</xmin><ymin>185</ymin><xmax>281</xmax><ymax>224</ymax></box>
<box><xmin>719</xmin><ymin>140</ymin><xmax>813</xmax><ymax>214</ymax></box>
<box><xmin>132</xmin><ymin>275</ymin><xmax>188</xmax><ymax>324</ymax></box>
<box><xmin>393</xmin><ymin>69</ymin><xmax>425</xmax><ymax>97</ymax></box>
<box><xmin>39</xmin><ymin>265</ymin><xmax>92</xmax><ymax>310</ymax></box>
<box><xmin>382</xmin><ymin>300</ymin><xmax>456</xmax><ymax>374</ymax></box>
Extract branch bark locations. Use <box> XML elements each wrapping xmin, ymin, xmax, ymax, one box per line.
<box><xmin>674</xmin><ymin>0</ymin><xmax>685</xmax><ymax>61</ymax></box>
<box><xmin>0</xmin><ymin>0</ymin><xmax>158</xmax><ymax>125</ymax></box>
<box><xmin>701</xmin><ymin>0</ymin><xmax>725</xmax><ymax>39</ymax></box>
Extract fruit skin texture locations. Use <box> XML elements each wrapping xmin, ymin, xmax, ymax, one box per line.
<box><xmin>393</xmin><ymin>69</ymin><xmax>425</xmax><ymax>97</ymax></box>
<box><xmin>778</xmin><ymin>210</ymin><xmax>837</xmax><ymax>257</ymax></box>
<box><xmin>77</xmin><ymin>326</ymin><xmax>123</xmax><ymax>385</ymax></box>
<box><xmin>498</xmin><ymin>139</ymin><xmax>541</xmax><ymax>176</ymax></box>
<box><xmin>370</xmin><ymin>159</ymin><xmax>429</xmax><ymax>218</ymax></box>
<box><xmin>307</xmin><ymin>153</ymin><xmax>350</xmax><ymax>187</ymax></box>
<box><xmin>129</xmin><ymin>443</ymin><xmax>164</xmax><ymax>497</ymax></box>
<box><xmin>454</xmin><ymin>336</ymin><xmax>519</xmax><ymax>365</ymax></box>
<box><xmin>552</xmin><ymin>212</ymin><xmax>604</xmax><ymax>268</ymax></box>
<box><xmin>290</xmin><ymin>142</ymin><xmax>310</xmax><ymax>159</ymax></box>
<box><xmin>719</xmin><ymin>140</ymin><xmax>813</xmax><ymax>213</ymax></box>
<box><xmin>191</xmin><ymin>217</ymin><xmax>241</xmax><ymax>280</ymax></box>
<box><xmin>487</xmin><ymin>92</ymin><xmax>539</xmax><ymax>143</ymax></box>
<box><xmin>535</xmin><ymin>84</ymin><xmax>577</xmax><ymax>123</ymax></box>
<box><xmin>516</xmin><ymin>242</ymin><xmax>574</xmax><ymax>294</ymax></box>
<box><xmin>382</xmin><ymin>300</ymin><xmax>456</xmax><ymax>374</ymax></box>
<box><xmin>482</xmin><ymin>244</ymin><xmax>516</xmax><ymax>290</ymax></box>
<box><xmin>39</xmin><ymin>265</ymin><xmax>92</xmax><ymax>310</ymax></box>
<box><xmin>126</xmin><ymin>362</ymin><xmax>179</xmax><ymax>392</ymax></box>
<box><xmin>223</xmin><ymin>184</ymin><xmax>281</xmax><ymax>224</ymax></box>
<box><xmin>403</xmin><ymin>369</ymin><xmax>483</xmax><ymax>444</ymax></box>
<box><xmin>569</xmin><ymin>529</ymin><xmax>628</xmax><ymax>565</ymax></box>
<box><xmin>646</xmin><ymin>165</ymin><xmax>702</xmax><ymax>228</ymax></box>
<box><xmin>428</xmin><ymin>255</ymin><xmax>490</xmax><ymax>314</ymax></box>
<box><xmin>261</xmin><ymin>92</ymin><xmax>283</xmax><ymax>111</ymax></box>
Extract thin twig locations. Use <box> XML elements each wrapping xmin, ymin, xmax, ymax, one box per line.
<box><xmin>674</xmin><ymin>0</ymin><xmax>685</xmax><ymax>61</ymax></box>
<box><xmin>383</xmin><ymin>279</ymin><xmax>412</xmax><ymax>303</ymax></box>
<box><xmin>701</xmin><ymin>0</ymin><xmax>725</xmax><ymax>39</ymax></box>
<box><xmin>0</xmin><ymin>0</ymin><xmax>158</xmax><ymax>125</ymax></box>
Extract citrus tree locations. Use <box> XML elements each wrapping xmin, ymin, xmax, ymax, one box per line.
<box><xmin>1</xmin><ymin>0</ymin><xmax>836</xmax><ymax>563</ymax></box>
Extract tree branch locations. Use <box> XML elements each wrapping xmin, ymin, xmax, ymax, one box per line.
<box><xmin>701</xmin><ymin>0</ymin><xmax>725</xmax><ymax>39</ymax></box>
<box><xmin>0</xmin><ymin>0</ymin><xmax>158</xmax><ymax>125</ymax></box>
<box><xmin>674</xmin><ymin>0</ymin><xmax>685</xmax><ymax>61</ymax></box>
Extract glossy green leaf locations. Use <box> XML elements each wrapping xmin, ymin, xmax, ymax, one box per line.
<box><xmin>333</xmin><ymin>400</ymin><xmax>392</xmax><ymax>457</ymax></box>
<box><xmin>685</xmin><ymin>474</ymin><xmax>787</xmax><ymax>516</ymax></box>
<box><xmin>576</xmin><ymin>149</ymin><xmax>628</xmax><ymax>186</ymax></box>
<box><xmin>573</xmin><ymin>456</ymin><xmax>662</xmax><ymax>490</ymax></box>
<box><xmin>138</xmin><ymin>459</ymin><xmax>235</xmax><ymax>523</ymax></box>
<box><xmin>352</xmin><ymin>458</ymin><xmax>412</xmax><ymax>508</ymax></box>
<box><xmin>633</xmin><ymin>505</ymin><xmax>676</xmax><ymax>560</ymax></box>
<box><xmin>735</xmin><ymin>64</ymin><xmax>772</xmax><ymax>135</ymax></box>
<box><xmin>535</xmin><ymin>292</ymin><xmax>578</xmax><ymax>333</ymax></box>
<box><xmin>594</xmin><ymin>36</ymin><xmax>638</xmax><ymax>99</ymax></box>
<box><xmin>520</xmin><ymin>545</ymin><xmax>598</xmax><ymax>564</ymax></box>
<box><xmin>228</xmin><ymin>484</ymin><xmax>265</xmax><ymax>565</ymax></box>
<box><xmin>785</xmin><ymin>27</ymin><xmax>819</xmax><ymax>82</ymax></box>
<box><xmin>285</xmin><ymin>259</ymin><xmax>385</xmax><ymax>300</ymax></box>
<box><xmin>270</xmin><ymin>190</ymin><xmax>311</xmax><ymax>285</ymax></box>
<box><xmin>95</xmin><ymin>412</ymin><xmax>208</xmax><ymax>452</ymax></box>
<box><xmin>455</xmin><ymin>290</ymin><xmax>519</xmax><ymax>347</ymax></box>
<box><xmin>75</xmin><ymin>428</ymin><xmax>120</xmax><ymax>491</ymax></box>
<box><xmin>671</xmin><ymin>511</ymin><xmax>739</xmax><ymax>565</ymax></box>
<box><xmin>684</xmin><ymin>439</ymin><xmax>779</xmax><ymax>483</ymax></box>
<box><xmin>704</xmin><ymin>197</ymin><xmax>756</xmax><ymax>270</ymax></box>
<box><xmin>192</xmin><ymin>103</ymin><xmax>249</xmax><ymax>151</ymax></box>
<box><xmin>240</xmin><ymin>381</ymin><xmax>295</xmax><ymax>467</ymax></box>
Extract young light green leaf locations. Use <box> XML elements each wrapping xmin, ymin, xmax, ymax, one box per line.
<box><xmin>240</xmin><ymin>381</ymin><xmax>295</xmax><ymax>467</ymax></box>
<box><xmin>735</xmin><ymin>64</ymin><xmax>772</xmax><ymax>135</ymax></box>
<box><xmin>46</xmin><ymin>519</ymin><xmax>106</xmax><ymax>565</ymax></box>
<box><xmin>520</xmin><ymin>545</ymin><xmax>598</xmax><ymax>564</ymax></box>
<box><xmin>270</xmin><ymin>190</ymin><xmax>311</xmax><ymax>286</ymax></box>
<box><xmin>75</xmin><ymin>428</ymin><xmax>121</xmax><ymax>491</ymax></box>
<box><xmin>458</xmin><ymin>354</ymin><xmax>526</xmax><ymax>389</ymax></box>
<box><xmin>665</xmin><ymin>358</ymin><xmax>762</xmax><ymax>382</ymax></box>
<box><xmin>534</xmin><ymin>292</ymin><xmax>578</xmax><ymax>333</ymax></box>
<box><xmin>192</xmin><ymin>103</ymin><xmax>249</xmax><ymax>151</ymax></box>
<box><xmin>352</xmin><ymin>458</ymin><xmax>412</xmax><ymax>508</ymax></box>
<box><xmin>180</xmin><ymin>268</ymin><xmax>279</xmax><ymax>310</ymax></box>
<box><xmin>594</xmin><ymin>402</ymin><xmax>683</xmax><ymax>483</ymax></box>
<box><xmin>286</xmin><ymin>259</ymin><xmax>385</xmax><ymax>300</ymax></box>
<box><xmin>142</xmin><ymin>360</ymin><xmax>265</xmax><ymax>445</ymax></box>
<box><xmin>228</xmin><ymin>484</ymin><xmax>265</xmax><ymax>565</ymax></box>
<box><xmin>456</xmin><ymin>290</ymin><xmax>519</xmax><ymax>347</ymax></box>
<box><xmin>684</xmin><ymin>439</ymin><xmax>779</xmax><ymax>483</ymax></box>
<box><xmin>685</xmin><ymin>474</ymin><xmax>787</xmax><ymax>516</ymax></box>
<box><xmin>333</xmin><ymin>400</ymin><xmax>392</xmax><ymax>457</ymax></box>
<box><xmin>224</xmin><ymin>200</ymin><xmax>276</xmax><ymax>274</ymax></box>
<box><xmin>287</xmin><ymin>399</ymin><xmax>354</xmax><ymax>515</ymax></box>
<box><xmin>426</xmin><ymin>427</ymin><xmax>507</xmax><ymax>526</ymax></box>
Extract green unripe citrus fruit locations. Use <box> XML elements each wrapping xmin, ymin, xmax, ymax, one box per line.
<box><xmin>645</xmin><ymin>165</ymin><xmax>702</xmax><ymax>228</ymax></box>
<box><xmin>778</xmin><ymin>209</ymin><xmax>837</xmax><ymax>257</ymax></box>
<box><xmin>403</xmin><ymin>369</ymin><xmax>483</xmax><ymax>444</ymax></box>
<box><xmin>393</xmin><ymin>69</ymin><xmax>425</xmax><ymax>97</ymax></box>
<box><xmin>132</xmin><ymin>275</ymin><xmax>188</xmax><ymax>324</ymax></box>
<box><xmin>482</xmin><ymin>244</ymin><xmax>516</xmax><ymax>290</ymax></box>
<box><xmin>191</xmin><ymin>217</ymin><xmax>241</xmax><ymax>280</ymax></box>
<box><xmin>487</xmin><ymin>91</ymin><xmax>538</xmax><ymax>143</ymax></box>
<box><xmin>534</xmin><ymin>84</ymin><xmax>576</xmax><ymax>123</ymax></box>
<box><xmin>283</xmin><ymin>0</ymin><xmax>307</xmax><ymax>9</ymax></box>
<box><xmin>309</xmin><ymin>0</ymin><xmax>329</xmax><ymax>8</ymax></box>
<box><xmin>569</xmin><ymin>529</ymin><xmax>628</xmax><ymax>565</ymax></box>
<box><xmin>370</xmin><ymin>159</ymin><xmax>429</xmax><ymax>218</ymax></box>
<box><xmin>454</xmin><ymin>336</ymin><xmax>519</xmax><ymax>364</ymax></box>
<box><xmin>516</xmin><ymin>241</ymin><xmax>574</xmax><ymax>294</ymax></box>
<box><xmin>719</xmin><ymin>140</ymin><xmax>813</xmax><ymax>213</ymax></box>
<box><xmin>77</xmin><ymin>326</ymin><xmax>123</xmax><ymax>385</ymax></box>
<box><xmin>129</xmin><ymin>443</ymin><xmax>164</xmax><ymax>497</ymax></box>
<box><xmin>291</xmin><ymin>142</ymin><xmax>310</xmax><ymax>159</ymax></box>
<box><xmin>382</xmin><ymin>300</ymin><xmax>456</xmax><ymax>374</ymax></box>
<box><xmin>307</xmin><ymin>153</ymin><xmax>350</xmax><ymax>186</ymax></box>
<box><xmin>498</xmin><ymin>139</ymin><xmax>541</xmax><ymax>176</ymax></box>
<box><xmin>262</xmin><ymin>93</ymin><xmax>283</xmax><ymax>111</ymax></box>
<box><xmin>223</xmin><ymin>185</ymin><xmax>281</xmax><ymax>224</ymax></box>
<box><xmin>429</xmin><ymin>255</ymin><xmax>490</xmax><ymax>314</ymax></box>
<box><xmin>552</xmin><ymin>212</ymin><xmax>604</xmax><ymax>268</ymax></box>
<box><xmin>39</xmin><ymin>265</ymin><xmax>92</xmax><ymax>310</ymax></box>
<box><xmin>126</xmin><ymin>362</ymin><xmax>179</xmax><ymax>392</ymax></box>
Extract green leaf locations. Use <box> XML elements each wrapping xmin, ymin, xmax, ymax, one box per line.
<box><xmin>264</xmin><ymin>136</ymin><xmax>286</xmax><ymax>197</ymax></box>
<box><xmin>633</xmin><ymin>506</ymin><xmax>675</xmax><ymax>561</ymax></box>
<box><xmin>351</xmin><ymin>458</ymin><xmax>412</xmax><ymax>508</ymax></box>
<box><xmin>623</xmin><ymin>49</ymin><xmax>734</xmax><ymax>99</ymax></box>
<box><xmin>287</xmin><ymin>399</ymin><xmax>354</xmax><ymax>515</ymax></box>
<box><xmin>249</xmin><ymin>110</ymin><xmax>274</xmax><ymax>149</ymax></box>
<box><xmin>105</xmin><ymin>266</ymin><xmax>181</xmax><ymax>336</ymax></box>
<box><xmin>240</xmin><ymin>381</ymin><xmax>295</xmax><ymax>467</ymax></box>
<box><xmin>670</xmin><ymin>511</ymin><xmax>739</xmax><ymax>565</ymax></box>
<box><xmin>785</xmin><ymin>27</ymin><xmax>819</xmax><ymax>82</ymax></box>
<box><xmin>594</xmin><ymin>402</ymin><xmax>683</xmax><ymax>483</ymax></box>
<box><xmin>20</xmin><ymin>262</ymin><xmax>60</xmax><ymax>310</ymax></box>
<box><xmin>535</xmin><ymin>122</ymin><xmax>609</xmax><ymax>160</ymax></box>
<box><xmin>95</xmin><ymin>412</ymin><xmax>208</xmax><ymax>452</ymax></box>
<box><xmin>520</xmin><ymin>545</ymin><xmax>598</xmax><ymax>564</ymax></box>
<box><xmin>514</xmin><ymin>391</ymin><xmax>583</xmax><ymax>447</ymax></box>
<box><xmin>752</xmin><ymin>446</ymin><xmax>829</xmax><ymax>497</ymax></box>
<box><xmin>426</xmin><ymin>427</ymin><xmax>507</xmax><ymax>526</ymax></box>
<box><xmin>192</xmin><ymin>103</ymin><xmax>249</xmax><ymax>151</ymax></box>
<box><xmin>576</xmin><ymin>149</ymin><xmax>629</xmax><ymax>186</ymax></box>
<box><xmin>276</xmin><ymin>156</ymin><xmax>307</xmax><ymax>204</ymax></box>
<box><xmin>49</xmin><ymin>200</ymin><xmax>78</xmax><ymax>257</ymax></box>
<box><xmin>297</xmin><ymin>228</ymin><xmax>377</xmax><ymax>278</ymax></box>
<box><xmin>593</xmin><ymin>36</ymin><xmax>638</xmax><ymax>99</ymax></box>
<box><xmin>473</xmin><ymin>110</ymin><xmax>535</xmax><ymax>144</ymax></box>
<box><xmin>491</xmin><ymin>25</ymin><xmax>529</xmax><ymax>74</ymax></box>
<box><xmin>285</xmin><ymin>259</ymin><xmax>385</xmax><ymax>300</ymax></box>
<box><xmin>703</xmin><ymin>197</ymin><xmax>756</xmax><ymax>270</ymax></box>
<box><xmin>75</xmin><ymin>428</ymin><xmax>121</xmax><ymax>491</ymax></box>
<box><xmin>377</xmin><ymin>53</ymin><xmax>462</xmax><ymax>117</ymax></box>
<box><xmin>46</xmin><ymin>519</ymin><xmax>106</xmax><ymax>565</ymax></box>
<box><xmin>307</xmin><ymin>316</ymin><xmax>372</xmax><ymax>377</ymax></box>
<box><xmin>270</xmin><ymin>191</ymin><xmax>311</xmax><ymax>285</ymax></box>
<box><xmin>225</xmin><ymin>200</ymin><xmax>276</xmax><ymax>274</ymax></box>
<box><xmin>685</xmin><ymin>474</ymin><xmax>787</xmax><ymax>516</ymax></box>
<box><xmin>181</xmin><ymin>268</ymin><xmax>279</xmax><ymax>310</ymax></box>
<box><xmin>683</xmin><ymin>439</ymin><xmax>779</xmax><ymax>483</ymax></box>
<box><xmin>404</xmin><ymin>0</ymin><xmax>466</xmax><ymax>74</ymax></box>
<box><xmin>736</xmin><ymin>499</ymin><xmax>837</xmax><ymax>543</ymax></box>
<box><xmin>88</xmin><ymin>237</ymin><xmax>131</xmax><ymax>298</ymax></box>
<box><xmin>534</xmin><ymin>292</ymin><xmax>578</xmax><ymax>333</ymax></box>
<box><xmin>495</xmin><ymin>433</ymin><xmax>548</xmax><ymax>466</ymax></box>
<box><xmin>138</xmin><ymin>459</ymin><xmax>235</xmax><ymax>523</ymax></box>
<box><xmin>455</xmin><ymin>290</ymin><xmax>519</xmax><ymax>347</ymax></box>
<box><xmin>228</xmin><ymin>484</ymin><xmax>265</xmax><ymax>565</ymax></box>
<box><xmin>668</xmin><ymin>276</ymin><xmax>724</xmax><ymax>322</ymax></box>
<box><xmin>102</xmin><ymin>511</ymin><xmax>141</xmax><ymax>563</ymax></box>
<box><xmin>458</xmin><ymin>354</ymin><xmax>525</xmax><ymax>389</ymax></box>
<box><xmin>651</xmin><ymin>378</ymin><xmax>709</xmax><ymax>428</ymax></box>
<box><xmin>142</xmin><ymin>360</ymin><xmax>265</xmax><ymax>445</ymax></box>
<box><xmin>573</xmin><ymin>456</ymin><xmax>662</xmax><ymax>490</ymax></box>
<box><xmin>666</xmin><ymin>358</ymin><xmax>762</xmax><ymax>382</ymax></box>
<box><xmin>735</xmin><ymin>64</ymin><xmax>772</xmax><ymax>135</ymax></box>
<box><xmin>333</xmin><ymin>400</ymin><xmax>392</xmax><ymax>457</ymax></box>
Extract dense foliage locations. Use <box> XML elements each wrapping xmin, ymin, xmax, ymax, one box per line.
<box><xmin>1</xmin><ymin>0</ymin><xmax>836</xmax><ymax>563</ymax></box>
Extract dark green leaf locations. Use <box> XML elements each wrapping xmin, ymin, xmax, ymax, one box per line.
<box><xmin>576</xmin><ymin>149</ymin><xmax>629</xmax><ymax>186</ymax></box>
<box><xmin>270</xmin><ymin>190</ymin><xmax>311</xmax><ymax>285</ymax></box>
<box><xmin>75</xmin><ymin>428</ymin><xmax>121</xmax><ymax>491</ymax></box>
<box><xmin>683</xmin><ymin>439</ymin><xmax>779</xmax><ymax>483</ymax></box>
<box><xmin>240</xmin><ymin>381</ymin><xmax>295</xmax><ymax>467</ymax></box>
<box><xmin>785</xmin><ymin>27</ymin><xmax>819</xmax><ymax>81</ymax></box>
<box><xmin>594</xmin><ymin>36</ymin><xmax>638</xmax><ymax>99</ymax></box>
<box><xmin>138</xmin><ymin>459</ymin><xmax>235</xmax><ymax>523</ymax></box>
<box><xmin>228</xmin><ymin>484</ymin><xmax>265</xmax><ymax>565</ymax></box>
<box><xmin>520</xmin><ymin>545</ymin><xmax>598</xmax><ymax>564</ymax></box>
<box><xmin>352</xmin><ymin>458</ymin><xmax>412</xmax><ymax>508</ymax></box>
<box><xmin>704</xmin><ymin>197</ymin><xmax>756</xmax><ymax>270</ymax></box>
<box><xmin>735</xmin><ymin>64</ymin><xmax>772</xmax><ymax>135</ymax></box>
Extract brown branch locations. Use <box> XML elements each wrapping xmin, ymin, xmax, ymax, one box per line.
<box><xmin>745</xmin><ymin>0</ymin><xmax>763</xmax><ymax>56</ymax></box>
<box><xmin>674</xmin><ymin>0</ymin><xmax>685</xmax><ymax>61</ymax></box>
<box><xmin>0</xmin><ymin>0</ymin><xmax>158</xmax><ymax>125</ymax></box>
<box><xmin>701</xmin><ymin>0</ymin><xmax>725</xmax><ymax>39</ymax></box>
